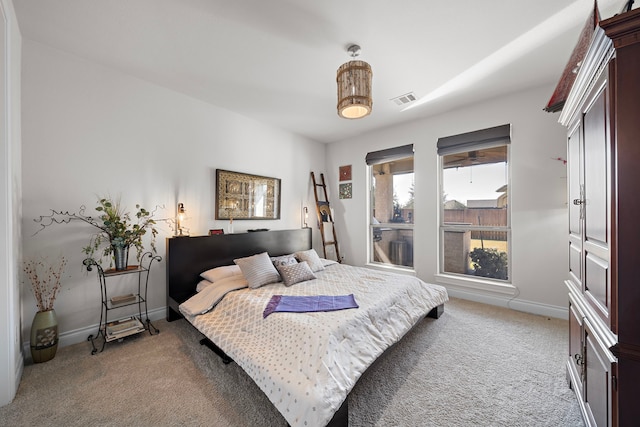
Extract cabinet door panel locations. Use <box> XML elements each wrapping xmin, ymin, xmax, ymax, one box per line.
<box><xmin>568</xmin><ymin>124</ymin><xmax>582</xmax><ymax>236</ymax></box>
<box><xmin>584</xmin><ymin>251</ymin><xmax>610</xmax><ymax>326</ymax></box>
<box><xmin>567</xmin><ymin>121</ymin><xmax>583</xmax><ymax>290</ymax></box>
<box><xmin>585</xmin><ymin>322</ymin><xmax>615</xmax><ymax>427</ymax></box>
<box><xmin>581</xmin><ymin>79</ymin><xmax>611</xmax><ymax>327</ymax></box>
<box><xmin>583</xmin><ymin>87</ymin><xmax>608</xmax><ymax>246</ymax></box>
<box><xmin>569</xmin><ymin>240</ymin><xmax>582</xmax><ymax>286</ymax></box>
<box><xmin>568</xmin><ymin>299</ymin><xmax>584</xmax><ymax>394</ymax></box>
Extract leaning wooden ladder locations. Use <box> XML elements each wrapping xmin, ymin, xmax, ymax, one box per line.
<box><xmin>310</xmin><ymin>172</ymin><xmax>342</xmax><ymax>263</ymax></box>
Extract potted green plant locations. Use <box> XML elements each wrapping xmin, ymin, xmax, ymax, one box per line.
<box><xmin>81</xmin><ymin>197</ymin><xmax>158</xmax><ymax>270</ymax></box>
<box><xmin>23</xmin><ymin>255</ymin><xmax>67</xmax><ymax>363</ymax></box>
<box><xmin>34</xmin><ymin>196</ymin><xmax>160</xmax><ymax>270</ymax></box>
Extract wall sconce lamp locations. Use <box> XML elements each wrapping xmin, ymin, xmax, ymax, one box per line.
<box><xmin>303</xmin><ymin>206</ymin><xmax>309</xmax><ymax>228</ymax></box>
<box><xmin>176</xmin><ymin>202</ymin><xmax>187</xmax><ymax>236</ymax></box>
<box><xmin>224</xmin><ymin>199</ymin><xmax>238</xmax><ymax>234</ymax></box>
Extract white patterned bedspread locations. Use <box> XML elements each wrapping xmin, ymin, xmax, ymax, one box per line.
<box><xmin>181</xmin><ymin>263</ymin><xmax>448</xmax><ymax>427</ymax></box>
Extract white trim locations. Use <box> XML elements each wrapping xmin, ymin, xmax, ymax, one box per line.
<box><xmin>444</xmin><ymin>285</ymin><xmax>568</xmax><ymax>319</ymax></box>
<box><xmin>366</xmin><ymin>148</ymin><xmax>415</xmax><ymax>268</ymax></box>
<box><xmin>559</xmin><ymin>27</ymin><xmax>613</xmax><ymax>126</ymax></box>
<box><xmin>0</xmin><ymin>0</ymin><xmax>19</xmax><ymax>408</ymax></box>
<box><xmin>365</xmin><ymin>262</ymin><xmax>416</xmax><ymax>276</ymax></box>
<box><xmin>507</xmin><ymin>297</ymin><xmax>568</xmax><ymax>320</ymax></box>
<box><xmin>22</xmin><ymin>306</ymin><xmax>168</xmax><ymax>359</ymax></box>
<box><xmin>435</xmin><ymin>273</ymin><xmax>516</xmax><ymax>295</ymax></box>
<box><xmin>437</xmin><ymin>141</ymin><xmax>512</xmax><ymax>284</ymax></box>
<box><xmin>14</xmin><ymin>355</ymin><xmax>22</xmax><ymax>397</ymax></box>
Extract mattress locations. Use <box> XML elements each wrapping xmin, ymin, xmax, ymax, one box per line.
<box><xmin>181</xmin><ymin>262</ymin><xmax>448</xmax><ymax>427</ymax></box>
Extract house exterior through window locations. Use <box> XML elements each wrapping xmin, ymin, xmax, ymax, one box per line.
<box><xmin>438</xmin><ymin>125</ymin><xmax>511</xmax><ymax>282</ymax></box>
<box><xmin>367</xmin><ymin>144</ymin><xmax>414</xmax><ymax>269</ymax></box>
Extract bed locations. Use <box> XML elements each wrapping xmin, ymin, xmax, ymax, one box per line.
<box><xmin>166</xmin><ymin>228</ymin><xmax>448</xmax><ymax>427</ymax></box>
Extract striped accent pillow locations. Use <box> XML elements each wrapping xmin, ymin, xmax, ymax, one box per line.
<box><xmin>234</xmin><ymin>252</ymin><xmax>281</xmax><ymax>289</ymax></box>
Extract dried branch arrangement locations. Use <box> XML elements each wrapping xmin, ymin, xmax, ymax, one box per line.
<box><xmin>23</xmin><ymin>255</ymin><xmax>67</xmax><ymax>311</ymax></box>
<box><xmin>33</xmin><ymin>196</ymin><xmax>163</xmax><ymax>267</ymax></box>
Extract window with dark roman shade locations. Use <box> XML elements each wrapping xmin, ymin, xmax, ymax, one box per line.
<box><xmin>365</xmin><ymin>144</ymin><xmax>414</xmax><ymax>165</ymax></box>
<box><xmin>438</xmin><ymin>123</ymin><xmax>511</xmax><ymax>282</ymax></box>
<box><xmin>437</xmin><ymin>124</ymin><xmax>511</xmax><ymax>156</ymax></box>
<box><xmin>366</xmin><ymin>143</ymin><xmax>415</xmax><ymax>268</ymax></box>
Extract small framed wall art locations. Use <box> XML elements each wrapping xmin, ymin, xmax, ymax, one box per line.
<box><xmin>339</xmin><ymin>183</ymin><xmax>352</xmax><ymax>199</ymax></box>
<box><xmin>339</xmin><ymin>165</ymin><xmax>352</xmax><ymax>181</ymax></box>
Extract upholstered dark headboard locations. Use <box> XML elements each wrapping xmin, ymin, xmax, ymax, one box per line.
<box><xmin>166</xmin><ymin>228</ymin><xmax>312</xmax><ymax>321</ymax></box>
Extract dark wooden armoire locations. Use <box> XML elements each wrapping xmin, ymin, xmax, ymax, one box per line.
<box><xmin>558</xmin><ymin>7</ymin><xmax>640</xmax><ymax>427</ymax></box>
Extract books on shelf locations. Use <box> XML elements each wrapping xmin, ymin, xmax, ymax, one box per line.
<box><xmin>110</xmin><ymin>293</ymin><xmax>137</xmax><ymax>306</ymax></box>
<box><xmin>105</xmin><ymin>316</ymin><xmax>144</xmax><ymax>340</ymax></box>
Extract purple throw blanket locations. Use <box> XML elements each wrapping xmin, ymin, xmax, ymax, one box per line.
<box><xmin>263</xmin><ymin>294</ymin><xmax>359</xmax><ymax>318</ymax></box>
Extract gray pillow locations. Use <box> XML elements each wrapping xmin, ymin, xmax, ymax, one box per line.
<box><xmin>234</xmin><ymin>252</ymin><xmax>281</xmax><ymax>289</ymax></box>
<box><xmin>276</xmin><ymin>261</ymin><xmax>317</xmax><ymax>287</ymax></box>
<box><xmin>271</xmin><ymin>254</ymin><xmax>298</xmax><ymax>268</ymax></box>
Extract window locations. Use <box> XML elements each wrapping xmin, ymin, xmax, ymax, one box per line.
<box><xmin>367</xmin><ymin>144</ymin><xmax>414</xmax><ymax>269</ymax></box>
<box><xmin>438</xmin><ymin>125</ymin><xmax>510</xmax><ymax>282</ymax></box>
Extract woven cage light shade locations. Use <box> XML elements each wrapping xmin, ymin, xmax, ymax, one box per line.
<box><xmin>337</xmin><ymin>59</ymin><xmax>373</xmax><ymax>119</ymax></box>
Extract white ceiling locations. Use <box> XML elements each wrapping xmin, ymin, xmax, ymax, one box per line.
<box><xmin>14</xmin><ymin>0</ymin><xmax>630</xmax><ymax>143</ymax></box>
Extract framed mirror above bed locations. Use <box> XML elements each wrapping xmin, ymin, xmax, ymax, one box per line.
<box><xmin>215</xmin><ymin>169</ymin><xmax>281</xmax><ymax>220</ymax></box>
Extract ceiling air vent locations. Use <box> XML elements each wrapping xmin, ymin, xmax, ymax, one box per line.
<box><xmin>391</xmin><ymin>92</ymin><xmax>417</xmax><ymax>106</ymax></box>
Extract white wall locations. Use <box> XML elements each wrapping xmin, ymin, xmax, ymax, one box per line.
<box><xmin>20</xmin><ymin>40</ymin><xmax>326</xmax><ymax>350</ymax></box>
<box><xmin>326</xmin><ymin>85</ymin><xmax>569</xmax><ymax>317</ymax></box>
<box><xmin>18</xmin><ymin>30</ymin><xmax>570</xmax><ymax>363</ymax></box>
<box><xmin>0</xmin><ymin>0</ymin><xmax>22</xmax><ymax>407</ymax></box>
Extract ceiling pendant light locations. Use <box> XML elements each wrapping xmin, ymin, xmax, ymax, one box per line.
<box><xmin>337</xmin><ymin>44</ymin><xmax>373</xmax><ymax>119</ymax></box>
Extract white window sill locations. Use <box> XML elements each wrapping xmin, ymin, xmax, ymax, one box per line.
<box><xmin>434</xmin><ymin>273</ymin><xmax>517</xmax><ymax>296</ymax></box>
<box><xmin>365</xmin><ymin>262</ymin><xmax>416</xmax><ymax>276</ymax></box>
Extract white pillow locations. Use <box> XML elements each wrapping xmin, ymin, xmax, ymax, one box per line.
<box><xmin>234</xmin><ymin>252</ymin><xmax>281</xmax><ymax>289</ymax></box>
<box><xmin>295</xmin><ymin>249</ymin><xmax>325</xmax><ymax>272</ymax></box>
<box><xmin>200</xmin><ymin>264</ymin><xmax>242</xmax><ymax>283</ymax></box>
<box><xmin>180</xmin><ymin>275</ymin><xmax>249</xmax><ymax>316</ymax></box>
<box><xmin>321</xmin><ymin>258</ymin><xmax>338</xmax><ymax>267</ymax></box>
<box><xmin>196</xmin><ymin>279</ymin><xmax>214</xmax><ymax>292</ymax></box>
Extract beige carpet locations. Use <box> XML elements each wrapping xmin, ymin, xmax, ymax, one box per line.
<box><xmin>0</xmin><ymin>298</ymin><xmax>584</xmax><ymax>426</ymax></box>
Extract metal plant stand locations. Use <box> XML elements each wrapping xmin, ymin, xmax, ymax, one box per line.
<box><xmin>85</xmin><ymin>252</ymin><xmax>161</xmax><ymax>354</ymax></box>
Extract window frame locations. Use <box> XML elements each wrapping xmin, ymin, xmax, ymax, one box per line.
<box><xmin>437</xmin><ymin>125</ymin><xmax>513</xmax><ymax>285</ymax></box>
<box><xmin>366</xmin><ymin>145</ymin><xmax>415</xmax><ymax>271</ymax></box>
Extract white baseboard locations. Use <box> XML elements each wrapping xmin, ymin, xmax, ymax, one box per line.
<box><xmin>13</xmin><ymin>353</ymin><xmax>23</xmax><ymax>402</ymax></box>
<box><xmin>445</xmin><ymin>287</ymin><xmax>569</xmax><ymax>320</ymax></box>
<box><xmin>22</xmin><ymin>306</ymin><xmax>168</xmax><ymax>360</ymax></box>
